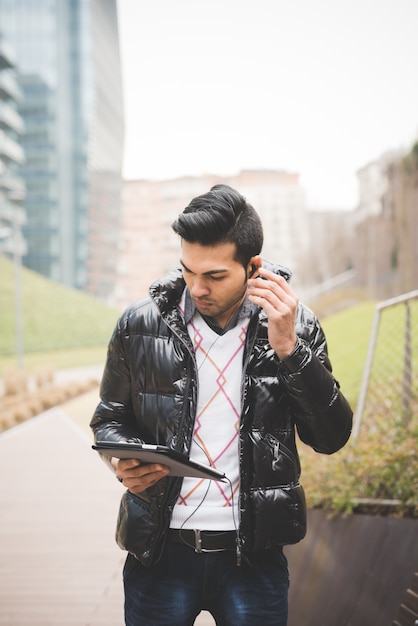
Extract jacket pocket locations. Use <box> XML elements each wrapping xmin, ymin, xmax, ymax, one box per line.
<box><xmin>250</xmin><ymin>482</ymin><xmax>307</xmax><ymax>549</ymax></box>
<box><xmin>249</xmin><ymin>431</ymin><xmax>300</xmax><ymax>487</ymax></box>
<box><xmin>116</xmin><ymin>490</ymin><xmax>161</xmax><ymax>566</ymax></box>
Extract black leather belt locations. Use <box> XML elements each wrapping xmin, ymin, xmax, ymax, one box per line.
<box><xmin>168</xmin><ymin>528</ymin><xmax>237</xmax><ymax>553</ymax></box>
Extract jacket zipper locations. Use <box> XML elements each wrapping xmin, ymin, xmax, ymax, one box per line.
<box><xmin>147</xmin><ymin>309</ymin><xmax>198</xmax><ymax>564</ymax></box>
<box><xmin>265</xmin><ymin>433</ymin><xmax>298</xmax><ymax>475</ymax></box>
<box><xmin>169</xmin><ymin>326</ymin><xmax>197</xmax><ymax>452</ymax></box>
<box><xmin>237</xmin><ymin>315</ymin><xmax>260</xmax><ymax>565</ymax></box>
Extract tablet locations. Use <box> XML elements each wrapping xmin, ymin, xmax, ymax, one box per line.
<box><xmin>92</xmin><ymin>441</ymin><xmax>226</xmax><ymax>481</ymax></box>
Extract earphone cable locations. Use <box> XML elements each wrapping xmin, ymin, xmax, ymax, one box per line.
<box><xmin>178</xmin><ymin>439</ymin><xmax>239</xmax><ymax>550</ymax></box>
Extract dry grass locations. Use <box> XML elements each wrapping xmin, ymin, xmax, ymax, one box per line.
<box><xmin>0</xmin><ymin>367</ymin><xmax>99</xmax><ymax>432</ymax></box>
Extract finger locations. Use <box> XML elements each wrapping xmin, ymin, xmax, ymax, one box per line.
<box><xmin>117</xmin><ymin>463</ymin><xmax>169</xmax><ymax>484</ymax></box>
<box><xmin>118</xmin><ymin>457</ymin><xmax>141</xmax><ymax>470</ymax></box>
<box><xmin>124</xmin><ymin>463</ymin><xmax>169</xmax><ymax>482</ymax></box>
<box><xmin>249</xmin><ymin>267</ymin><xmax>296</xmax><ymax>298</ymax></box>
<box><xmin>133</xmin><ymin>463</ymin><xmax>169</xmax><ymax>477</ymax></box>
<box><xmin>248</xmin><ymin>289</ymin><xmax>285</xmax><ymax>317</ymax></box>
<box><xmin>248</xmin><ymin>277</ymin><xmax>298</xmax><ymax>311</ymax></box>
<box><xmin>248</xmin><ymin>281</ymin><xmax>296</xmax><ymax>312</ymax></box>
<box><xmin>126</xmin><ymin>466</ymin><xmax>169</xmax><ymax>494</ymax></box>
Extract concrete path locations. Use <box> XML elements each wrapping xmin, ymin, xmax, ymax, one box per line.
<box><xmin>0</xmin><ymin>386</ymin><xmax>215</xmax><ymax>625</ymax></box>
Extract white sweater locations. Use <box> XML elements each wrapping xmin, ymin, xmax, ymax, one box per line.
<box><xmin>170</xmin><ymin>311</ymin><xmax>250</xmax><ymax>530</ymax></box>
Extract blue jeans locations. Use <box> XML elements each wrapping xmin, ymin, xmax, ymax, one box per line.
<box><xmin>123</xmin><ymin>541</ymin><xmax>289</xmax><ymax>626</ymax></box>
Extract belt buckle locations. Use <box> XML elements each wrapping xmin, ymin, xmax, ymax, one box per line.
<box><xmin>193</xmin><ymin>528</ymin><xmax>203</xmax><ymax>553</ymax></box>
<box><xmin>193</xmin><ymin>529</ymin><xmax>230</xmax><ymax>553</ymax></box>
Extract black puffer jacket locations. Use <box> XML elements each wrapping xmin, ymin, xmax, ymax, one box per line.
<box><xmin>91</xmin><ymin>263</ymin><xmax>352</xmax><ymax>566</ymax></box>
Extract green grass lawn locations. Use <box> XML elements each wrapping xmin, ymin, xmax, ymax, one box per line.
<box><xmin>0</xmin><ymin>345</ymin><xmax>109</xmax><ymax>376</ymax></box>
<box><xmin>0</xmin><ymin>256</ymin><xmax>119</xmax><ymax>375</ymax></box>
<box><xmin>321</xmin><ymin>301</ymin><xmax>375</xmax><ymax>410</ymax></box>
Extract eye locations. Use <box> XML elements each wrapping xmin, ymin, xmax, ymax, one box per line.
<box><xmin>210</xmin><ymin>275</ymin><xmax>225</xmax><ymax>282</ymax></box>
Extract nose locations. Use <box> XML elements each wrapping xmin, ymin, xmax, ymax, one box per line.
<box><xmin>189</xmin><ymin>276</ymin><xmax>209</xmax><ymax>298</ymax></box>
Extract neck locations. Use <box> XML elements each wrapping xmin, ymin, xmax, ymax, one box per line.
<box><xmin>214</xmin><ymin>293</ymin><xmax>247</xmax><ymax>329</ymax></box>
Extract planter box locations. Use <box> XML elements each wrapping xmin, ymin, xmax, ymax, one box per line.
<box><xmin>285</xmin><ymin>508</ymin><xmax>418</xmax><ymax>626</ymax></box>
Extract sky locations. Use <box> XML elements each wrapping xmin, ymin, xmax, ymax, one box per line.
<box><xmin>117</xmin><ymin>0</ymin><xmax>418</xmax><ymax>210</ymax></box>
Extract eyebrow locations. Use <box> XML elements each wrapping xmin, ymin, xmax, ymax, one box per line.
<box><xmin>180</xmin><ymin>260</ymin><xmax>228</xmax><ymax>276</ymax></box>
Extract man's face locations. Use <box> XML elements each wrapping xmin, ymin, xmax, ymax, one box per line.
<box><xmin>180</xmin><ymin>240</ymin><xmax>250</xmax><ymax>328</ymax></box>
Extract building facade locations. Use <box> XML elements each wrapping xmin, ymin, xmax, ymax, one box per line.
<box><xmin>115</xmin><ymin>171</ymin><xmax>309</xmax><ymax>310</ymax></box>
<box><xmin>354</xmin><ymin>150</ymin><xmax>404</xmax><ymax>299</ymax></box>
<box><xmin>0</xmin><ymin>0</ymin><xmax>124</xmax><ymax>302</ymax></box>
<box><xmin>384</xmin><ymin>145</ymin><xmax>418</xmax><ymax>296</ymax></box>
<box><xmin>0</xmin><ymin>34</ymin><xmax>26</xmax><ymax>259</ymax></box>
<box><xmin>355</xmin><ymin>145</ymin><xmax>418</xmax><ymax>300</ymax></box>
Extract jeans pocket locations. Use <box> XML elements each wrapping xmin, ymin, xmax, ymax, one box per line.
<box><xmin>123</xmin><ymin>552</ymin><xmax>140</xmax><ymax>579</ymax></box>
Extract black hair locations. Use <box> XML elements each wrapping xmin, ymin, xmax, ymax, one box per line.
<box><xmin>171</xmin><ymin>184</ymin><xmax>263</xmax><ymax>267</ymax></box>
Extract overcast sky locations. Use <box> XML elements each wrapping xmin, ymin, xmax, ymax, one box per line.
<box><xmin>117</xmin><ymin>0</ymin><xmax>418</xmax><ymax>210</ymax></box>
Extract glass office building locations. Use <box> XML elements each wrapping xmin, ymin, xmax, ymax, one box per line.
<box><xmin>0</xmin><ymin>35</ymin><xmax>26</xmax><ymax>259</ymax></box>
<box><xmin>0</xmin><ymin>0</ymin><xmax>124</xmax><ymax>302</ymax></box>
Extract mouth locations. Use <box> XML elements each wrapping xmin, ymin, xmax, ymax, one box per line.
<box><xmin>194</xmin><ymin>299</ymin><xmax>213</xmax><ymax>309</ymax></box>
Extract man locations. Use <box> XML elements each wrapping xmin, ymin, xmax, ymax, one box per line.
<box><xmin>91</xmin><ymin>184</ymin><xmax>353</xmax><ymax>626</ymax></box>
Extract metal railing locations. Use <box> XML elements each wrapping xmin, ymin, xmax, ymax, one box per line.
<box><xmin>353</xmin><ymin>289</ymin><xmax>418</xmax><ymax>442</ymax></box>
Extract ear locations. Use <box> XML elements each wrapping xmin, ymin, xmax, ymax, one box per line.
<box><xmin>247</xmin><ymin>255</ymin><xmax>262</xmax><ymax>277</ymax></box>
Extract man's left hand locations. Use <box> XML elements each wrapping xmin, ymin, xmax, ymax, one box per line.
<box><xmin>247</xmin><ymin>267</ymin><xmax>298</xmax><ymax>360</ymax></box>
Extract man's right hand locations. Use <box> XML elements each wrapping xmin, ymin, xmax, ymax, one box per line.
<box><xmin>113</xmin><ymin>457</ymin><xmax>170</xmax><ymax>493</ymax></box>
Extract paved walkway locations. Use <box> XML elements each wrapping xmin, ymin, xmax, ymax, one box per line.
<box><xmin>0</xmin><ymin>385</ymin><xmax>215</xmax><ymax>625</ymax></box>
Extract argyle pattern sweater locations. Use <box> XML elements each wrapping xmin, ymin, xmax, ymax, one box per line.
<box><xmin>170</xmin><ymin>311</ymin><xmax>250</xmax><ymax>530</ymax></box>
